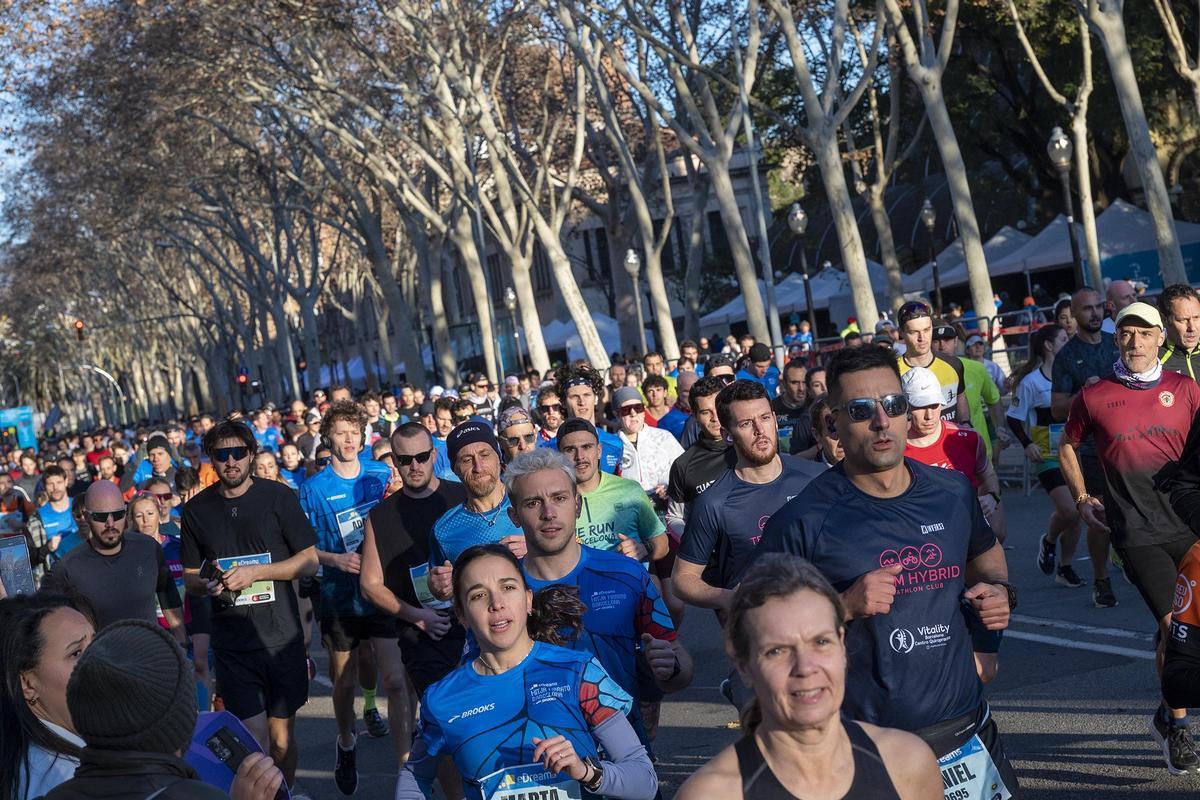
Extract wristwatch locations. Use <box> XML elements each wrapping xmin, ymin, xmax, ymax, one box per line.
<box><xmin>991</xmin><ymin>580</ymin><xmax>1018</xmax><ymax>611</ymax></box>
<box><xmin>581</xmin><ymin>756</ymin><xmax>604</xmax><ymax>793</ymax></box>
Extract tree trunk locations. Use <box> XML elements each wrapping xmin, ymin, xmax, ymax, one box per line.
<box><xmin>1087</xmin><ymin>1</ymin><xmax>1186</xmax><ymax>284</ymax></box>
<box><xmin>510</xmin><ymin>255</ymin><xmax>551</xmax><ymax>374</ymax></box>
<box><xmin>418</xmin><ymin>232</ymin><xmax>457</xmax><ymax>385</ymax></box>
<box><xmin>813</xmin><ymin>134</ymin><xmax>880</xmax><ymax>325</ymax></box>
<box><xmin>1071</xmin><ymin>116</ymin><xmax>1104</xmax><ymax>289</ymax></box>
<box><xmin>708</xmin><ymin>164</ymin><xmax>770</xmax><ymax>342</ymax></box>
<box><xmin>533</xmin><ymin>220</ymin><xmax>610</xmax><ymax>368</ymax></box>
<box><xmin>449</xmin><ymin>208</ymin><xmax>499</xmax><ymax>382</ymax></box>
<box><xmin>867</xmin><ymin>184</ymin><xmax>905</xmax><ymax>311</ymax></box>
<box><xmin>682</xmin><ymin>164</ymin><xmax>710</xmax><ymax>341</ymax></box>
<box><xmin>376</xmin><ymin>263</ymin><xmax>427</xmax><ymax>388</ymax></box>
<box><xmin>642</xmin><ymin>247</ymin><xmax>679</xmax><ymax>360</ymax></box>
<box><xmin>299</xmin><ymin>300</ymin><xmax>322</xmax><ymax>395</ymax></box>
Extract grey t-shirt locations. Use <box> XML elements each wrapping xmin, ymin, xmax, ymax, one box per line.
<box><xmin>43</xmin><ymin>533</ymin><xmax>181</xmax><ymax>630</ymax></box>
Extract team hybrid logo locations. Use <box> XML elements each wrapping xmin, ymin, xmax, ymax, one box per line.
<box><xmin>448</xmin><ymin>702</ymin><xmax>496</xmax><ymax>724</ymax></box>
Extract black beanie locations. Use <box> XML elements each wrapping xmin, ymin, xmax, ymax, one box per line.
<box><xmin>67</xmin><ymin>619</ymin><xmax>197</xmax><ymax>754</ymax></box>
<box><xmin>556</xmin><ymin>417</ymin><xmax>598</xmax><ymax>446</ymax></box>
<box><xmin>145</xmin><ymin>434</ymin><xmax>171</xmax><ymax>455</ymax></box>
<box><xmin>446</xmin><ymin>419</ymin><xmax>501</xmax><ymax>464</ymax></box>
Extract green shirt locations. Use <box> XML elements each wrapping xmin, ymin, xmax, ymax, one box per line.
<box><xmin>962</xmin><ymin>358</ymin><xmax>1001</xmax><ymax>459</ymax></box>
<box><xmin>576</xmin><ymin>472</ymin><xmax>665</xmax><ymax>553</ymax></box>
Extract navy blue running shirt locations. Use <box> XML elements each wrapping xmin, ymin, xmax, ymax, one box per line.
<box><xmin>678</xmin><ymin>455</ymin><xmax>824</xmax><ymax>590</ymax></box>
<box><xmin>756</xmin><ymin>459</ymin><xmax>996</xmax><ymax>732</ymax></box>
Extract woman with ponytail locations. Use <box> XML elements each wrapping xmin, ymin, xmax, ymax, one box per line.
<box><xmin>677</xmin><ymin>554</ymin><xmax>941</xmax><ymax>800</ymax></box>
<box><xmin>394</xmin><ymin>544</ymin><xmax>657</xmax><ymax>800</ymax></box>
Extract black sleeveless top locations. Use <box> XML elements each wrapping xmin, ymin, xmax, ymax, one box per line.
<box><xmin>734</xmin><ymin>720</ymin><xmax>903</xmax><ymax>799</ymax></box>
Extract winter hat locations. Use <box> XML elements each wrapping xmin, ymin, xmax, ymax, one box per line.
<box><xmin>446</xmin><ymin>419</ymin><xmax>501</xmax><ymax>464</ymax></box>
<box><xmin>67</xmin><ymin>619</ymin><xmax>196</xmax><ymax>754</ymax></box>
<box><xmin>145</xmin><ymin>434</ymin><xmax>171</xmax><ymax>455</ymax></box>
<box><xmin>612</xmin><ymin>386</ymin><xmax>643</xmax><ymax>408</ymax></box>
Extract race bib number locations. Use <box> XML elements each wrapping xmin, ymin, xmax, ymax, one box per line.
<box><xmin>216</xmin><ymin>553</ymin><xmax>275</xmax><ymax>606</ymax></box>
<box><xmin>409</xmin><ymin>563</ymin><xmax>451</xmax><ymax>610</ymax></box>
<box><xmin>480</xmin><ymin>763</ymin><xmax>582</xmax><ymax>800</ymax></box>
<box><xmin>939</xmin><ymin>735</ymin><xmax>1012</xmax><ymax>800</ymax></box>
<box><xmin>1047</xmin><ymin>424</ymin><xmax>1064</xmax><ymax>457</ymax></box>
<box><xmin>335</xmin><ymin>501</ymin><xmax>375</xmax><ymax>553</ymax></box>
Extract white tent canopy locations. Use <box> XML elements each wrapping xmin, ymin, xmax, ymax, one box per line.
<box><xmin>911</xmin><ymin>226</ymin><xmax>1035</xmax><ymax>291</ymax></box>
<box><xmin>540</xmin><ymin>312</ymin><xmax>656</xmax><ymax>359</ymax></box>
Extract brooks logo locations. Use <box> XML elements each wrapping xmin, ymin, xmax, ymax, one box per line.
<box><xmin>920</xmin><ymin>522</ymin><xmax>945</xmax><ymax>535</ymax></box>
<box><xmin>447</xmin><ymin>703</ymin><xmax>495</xmax><ymax>724</ymax></box>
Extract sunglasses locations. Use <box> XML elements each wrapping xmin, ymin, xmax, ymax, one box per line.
<box><xmin>837</xmin><ymin>393</ymin><xmax>910</xmax><ymax>422</ymax></box>
<box><xmin>898</xmin><ymin>301</ymin><xmax>932</xmax><ymax>325</ymax></box>
<box><xmin>393</xmin><ymin>449</ymin><xmax>434</xmax><ymax>467</ymax></box>
<box><xmin>151</xmin><ymin>491</ymin><xmax>173</xmax><ymax>502</ymax></box>
<box><xmin>715</xmin><ymin>374</ymin><xmax>736</xmax><ymax>385</ymax></box>
<box><xmin>500</xmin><ymin>433</ymin><xmax>536</xmax><ymax>448</ymax></box>
<box><xmin>213</xmin><ymin>446</ymin><xmax>249</xmax><ymax>463</ymax></box>
<box><xmin>538</xmin><ymin>403</ymin><xmax>563</xmax><ymax>415</ymax></box>
<box><xmin>89</xmin><ymin>508</ymin><xmax>127</xmax><ymax>523</ymax></box>
<box><xmin>316</xmin><ymin>455</ymin><xmax>332</xmax><ymax>466</ymax></box>
<box><xmin>618</xmin><ymin>403</ymin><xmax>646</xmax><ymax>417</ymax></box>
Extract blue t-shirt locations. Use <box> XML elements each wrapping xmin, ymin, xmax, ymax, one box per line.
<box><xmin>539</xmin><ymin>427</ymin><xmax>624</xmax><ymax>474</ymax></box>
<box><xmin>679</xmin><ymin>455</ymin><xmax>823</xmax><ymax>589</ymax></box>
<box><xmin>408</xmin><ymin>642</ymin><xmax>632</xmax><ymax>800</ymax></box>
<box><xmin>429</xmin><ymin>495</ymin><xmax>523</xmax><ymax>568</ymax></box>
<box><xmin>736</xmin><ymin>365</ymin><xmax>780</xmax><ymax>397</ymax></box>
<box><xmin>523</xmin><ymin>548</ymin><xmax>675</xmax><ymax>711</ymax></box>
<box><xmin>253</xmin><ymin>426</ymin><xmax>283</xmax><ymax>454</ymax></box>
<box><xmin>299</xmin><ymin>458</ymin><xmax>392</xmax><ymax>617</ymax></box>
<box><xmin>280</xmin><ymin>467</ymin><xmax>306</xmax><ymax>491</ymax></box>
<box><xmin>432</xmin><ymin>437</ymin><xmax>461</xmax><ymax>484</ymax></box>
<box><xmin>656</xmin><ymin>407</ymin><xmax>689</xmax><ymax>442</ymax></box>
<box><xmin>40</xmin><ymin>501</ymin><xmax>80</xmax><ymax>560</ymax></box>
<box><xmin>756</xmin><ymin>459</ymin><xmax>996</xmax><ymax>732</ymax></box>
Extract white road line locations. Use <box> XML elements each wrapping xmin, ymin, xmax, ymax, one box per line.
<box><xmin>1005</xmin><ymin>630</ymin><xmax>1155</xmax><ymax>660</ymax></box>
<box><xmin>1010</xmin><ymin>613</ymin><xmax>1156</xmax><ymax>642</ymax></box>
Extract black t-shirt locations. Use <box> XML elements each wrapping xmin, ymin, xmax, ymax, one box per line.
<box><xmin>43</xmin><ymin>534</ymin><xmax>180</xmax><ymax>630</ymax></box>
<box><xmin>772</xmin><ymin>396</ymin><xmax>815</xmax><ymax>455</ymax></box>
<box><xmin>666</xmin><ymin>436</ymin><xmax>737</xmax><ymax>506</ymax></box>
<box><xmin>180</xmin><ymin>479</ymin><xmax>317</xmax><ymax>652</ymax></box>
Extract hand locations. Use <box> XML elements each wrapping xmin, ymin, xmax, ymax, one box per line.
<box><xmin>500</xmin><ymin>534</ymin><xmax>527</xmax><ymax>559</ymax></box>
<box><xmin>974</xmin><ymin>652</ymin><xmax>999</xmax><ymax>684</ymax></box>
<box><xmin>404</xmin><ymin>606</ymin><xmax>452</xmax><ymax>640</ymax></box>
<box><xmin>1078</xmin><ymin>496</ymin><xmax>1110</xmax><ymax>533</ymax></box>
<box><xmin>1024</xmin><ymin>443</ymin><xmax>1043</xmax><ymax>463</ymax></box>
<box><xmin>978</xmin><ymin>493</ymin><xmax>998</xmax><ymax>517</ymax></box>
<box><xmin>429</xmin><ymin>561</ymin><xmax>454</xmax><ymax>600</ymax></box>
<box><xmin>220</xmin><ymin>563</ymin><xmax>260</xmax><ymax>592</ymax></box>
<box><xmin>841</xmin><ymin>563</ymin><xmax>903</xmax><ymax>619</ymax></box>
<box><xmin>653</xmin><ymin>484</ymin><xmax>669</xmax><ymax>500</ymax></box>
<box><xmin>964</xmin><ymin>582</ymin><xmax>1010</xmax><ymax>630</ymax></box>
<box><xmin>616</xmin><ymin>533</ymin><xmax>648</xmax><ymax>561</ymax></box>
<box><xmin>531</xmin><ymin>735</ymin><xmax>587</xmax><ymax>781</ymax></box>
<box><xmin>228</xmin><ymin>752</ymin><xmax>284</xmax><ymax>800</ymax></box>
<box><xmin>335</xmin><ymin>551</ymin><xmax>362</xmax><ymax>575</ymax></box>
<box><xmin>641</xmin><ymin>633</ymin><xmax>678</xmax><ymax>682</ymax></box>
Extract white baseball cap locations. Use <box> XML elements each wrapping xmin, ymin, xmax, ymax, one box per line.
<box><xmin>901</xmin><ymin>366</ymin><xmax>943</xmax><ymax>408</ymax></box>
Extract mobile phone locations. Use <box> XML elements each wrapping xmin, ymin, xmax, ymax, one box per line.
<box><xmin>205</xmin><ymin>726</ymin><xmax>288</xmax><ymax>800</ymax></box>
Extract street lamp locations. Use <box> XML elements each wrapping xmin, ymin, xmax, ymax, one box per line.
<box><xmin>787</xmin><ymin>203</ymin><xmax>819</xmax><ymax>339</ymax></box>
<box><xmin>1047</xmin><ymin>126</ymin><xmax>1086</xmax><ymax>289</ymax></box>
<box><xmin>624</xmin><ymin>249</ymin><xmax>648</xmax><ymax>354</ymax></box>
<box><xmin>503</xmin><ymin>286</ymin><xmax>523</xmax><ymax>371</ymax></box>
<box><xmin>920</xmin><ymin>199</ymin><xmax>942</xmax><ymax>314</ymax></box>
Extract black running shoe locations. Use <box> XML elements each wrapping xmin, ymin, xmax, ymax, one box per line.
<box><xmin>334</xmin><ymin>737</ymin><xmax>358</xmax><ymax>795</ymax></box>
<box><xmin>1093</xmin><ymin>578</ymin><xmax>1118</xmax><ymax>608</ymax></box>
<box><xmin>364</xmin><ymin>708</ymin><xmax>389</xmax><ymax>738</ymax></box>
<box><xmin>1151</xmin><ymin>710</ymin><xmax>1200</xmax><ymax>774</ymax></box>
<box><xmin>1056</xmin><ymin>564</ymin><xmax>1083</xmax><ymax>588</ymax></box>
<box><xmin>1036</xmin><ymin>535</ymin><xmax>1056</xmax><ymax>576</ymax></box>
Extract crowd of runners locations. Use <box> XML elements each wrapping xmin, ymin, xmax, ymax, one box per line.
<box><xmin>3</xmin><ymin>279</ymin><xmax>1200</xmax><ymax>799</ymax></box>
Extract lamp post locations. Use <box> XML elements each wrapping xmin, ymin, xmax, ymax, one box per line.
<box><xmin>503</xmin><ymin>286</ymin><xmax>523</xmax><ymax>371</ymax></box>
<box><xmin>624</xmin><ymin>249</ymin><xmax>648</xmax><ymax>354</ymax></box>
<box><xmin>920</xmin><ymin>199</ymin><xmax>942</xmax><ymax>314</ymax></box>
<box><xmin>1047</xmin><ymin>126</ymin><xmax>1086</xmax><ymax>289</ymax></box>
<box><xmin>787</xmin><ymin>203</ymin><xmax>819</xmax><ymax>337</ymax></box>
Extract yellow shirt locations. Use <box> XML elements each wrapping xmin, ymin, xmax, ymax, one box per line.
<box><xmin>897</xmin><ymin>353</ymin><xmax>966</xmax><ymax>423</ymax></box>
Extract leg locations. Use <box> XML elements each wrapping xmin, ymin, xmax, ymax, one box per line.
<box><xmin>328</xmin><ymin>647</ymin><xmax>359</xmax><ymax>747</ymax></box>
<box><xmin>267</xmin><ymin>715</ymin><xmax>299</xmax><ymax>787</ymax></box>
<box><xmin>191</xmin><ymin>633</ymin><xmax>213</xmax><ymax>712</ymax></box>
<box><xmin>371</xmin><ymin>637</ymin><xmax>412</xmax><ymax>763</ymax></box>
<box><xmin>241</xmin><ymin>711</ymin><xmax>270</xmax><ymax>753</ymax></box>
<box><xmin>1047</xmin><ymin>485</ymin><xmax>1081</xmax><ymax>562</ymax></box>
<box><xmin>358</xmin><ymin>639</ymin><xmax>378</xmax><ymax>722</ymax></box>
<box><xmin>1087</xmin><ymin>525</ymin><xmax>1112</xmax><ymax>583</ymax></box>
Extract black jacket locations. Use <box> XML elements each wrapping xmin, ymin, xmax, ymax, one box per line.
<box><xmin>39</xmin><ymin>749</ymin><xmax>229</xmax><ymax>800</ymax></box>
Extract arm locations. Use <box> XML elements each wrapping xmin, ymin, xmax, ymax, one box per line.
<box><xmin>221</xmin><ymin>546</ymin><xmax>319</xmax><ymax>591</ymax></box>
<box><xmin>360</xmin><ymin>516</ymin><xmax>452</xmax><ymax>639</ymax></box>
<box><xmin>955</xmin><ymin>391</ymin><xmax>970</xmax><ymax>425</ymax></box>
<box><xmin>1168</xmin><ymin>407</ymin><xmax>1200</xmax><ymax>533</ymax></box>
<box><xmin>590</xmin><ymin>714</ymin><xmax>658</xmax><ymax>800</ymax></box>
<box><xmin>964</xmin><ymin>541</ymin><xmax>1008</xmax><ymax>587</ymax></box>
<box><xmin>669</xmin><ymin>558</ymin><xmax>733</xmax><ymax>611</ymax></box>
<box><xmin>154</xmin><ymin>547</ymin><xmax>186</xmax><ymax>645</ymax></box>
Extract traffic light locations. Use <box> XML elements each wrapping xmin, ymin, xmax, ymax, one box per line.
<box><xmin>237</xmin><ymin>365</ymin><xmax>249</xmax><ymax>387</ymax></box>
<box><xmin>73</xmin><ymin>319</ymin><xmax>85</xmax><ymax>341</ymax></box>
<box><xmin>296</xmin><ymin>357</ymin><xmax>307</xmax><ymax>372</ymax></box>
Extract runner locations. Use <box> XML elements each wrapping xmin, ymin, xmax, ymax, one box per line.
<box><xmin>773</xmin><ymin>358</ymin><xmax>818</xmax><ymax>457</ymax></box>
<box><xmin>756</xmin><ymin>344</ymin><xmax>1019</xmax><ymax>795</ymax></box>
<box><xmin>38</xmin><ymin>466</ymin><xmax>80</xmax><ymax>562</ymax></box>
<box><xmin>735</xmin><ymin>342</ymin><xmax>780</xmax><ymax>397</ymax></box>
<box><xmin>808</xmin><ymin>396</ymin><xmax>843</xmax><ymax>467</ymax></box>
<box><xmin>394</xmin><ymin>544</ymin><xmax>658</xmax><ymax>800</ymax></box>
<box><xmin>1158</xmin><ymin>283</ymin><xmax>1200</xmax><ymax>380</ymax></box>
<box><xmin>664</xmin><ymin>376</ymin><xmax>737</xmax><ymax>542</ymax></box>
<box><xmin>895</xmin><ymin>301</ymin><xmax>970</xmax><ymax>423</ymax></box>
<box><xmin>1059</xmin><ymin>301</ymin><xmax>1200</xmax><ymax>773</ymax></box>
<box><xmin>614</xmin><ymin>386</ymin><xmax>684</xmax><ymax>504</ymax></box>
<box><xmin>654</xmin><ymin>372</ymin><xmax>695</xmax><ymax>442</ymax></box>
<box><xmin>641</xmin><ymin>375</ymin><xmax>672</xmax><ymax>427</ymax></box>
<box><xmin>495</xmin><ymin>405</ymin><xmax>539</xmax><ymax>466</ymax></box>
<box><xmin>676</xmin><ymin>554</ymin><xmax>941</xmax><ymax>800</ymax></box>
<box><xmin>545</xmin><ymin>364</ymin><xmax>623</xmax><ymax>474</ymax></box>
<box><xmin>534</xmin><ymin>387</ymin><xmax>566</xmax><ymax>444</ymax></box>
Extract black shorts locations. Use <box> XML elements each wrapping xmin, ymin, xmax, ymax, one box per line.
<box><xmin>185</xmin><ymin>595</ymin><xmax>212</xmax><ymax>638</ymax></box>
<box><xmin>399</xmin><ymin>625</ymin><xmax>467</xmax><ymax>698</ymax></box>
<box><xmin>1116</xmin><ymin>537</ymin><xmax>1196</xmax><ymax>621</ymax></box>
<box><xmin>1036</xmin><ymin>468</ymin><xmax>1067</xmax><ymax>494</ymax></box>
<box><xmin>214</xmin><ymin>639</ymin><xmax>308</xmax><ymax>720</ymax></box>
<box><xmin>320</xmin><ymin>614</ymin><xmax>398</xmax><ymax>652</ymax></box>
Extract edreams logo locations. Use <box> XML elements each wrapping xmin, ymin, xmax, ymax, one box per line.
<box><xmin>447</xmin><ymin>702</ymin><xmax>496</xmax><ymax>724</ymax></box>
<box><xmin>920</xmin><ymin>522</ymin><xmax>945</xmax><ymax>535</ymax></box>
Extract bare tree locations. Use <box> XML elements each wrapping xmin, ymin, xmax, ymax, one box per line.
<box><xmin>1153</xmin><ymin>0</ymin><xmax>1200</xmax><ymax>119</ymax></box>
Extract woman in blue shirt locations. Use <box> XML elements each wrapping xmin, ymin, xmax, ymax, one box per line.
<box><xmin>395</xmin><ymin>544</ymin><xmax>658</xmax><ymax>800</ymax></box>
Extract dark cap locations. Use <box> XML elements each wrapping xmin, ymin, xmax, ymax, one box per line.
<box><xmin>932</xmin><ymin>324</ymin><xmax>958</xmax><ymax>341</ymax></box>
<box><xmin>446</xmin><ymin>419</ymin><xmax>500</xmax><ymax>463</ymax></box>
<box><xmin>556</xmin><ymin>417</ymin><xmax>598</xmax><ymax>446</ymax></box>
<box><xmin>707</xmin><ymin>353</ymin><xmax>737</xmax><ymax>372</ymax></box>
<box><xmin>418</xmin><ymin>400</ymin><xmax>436</xmax><ymax>417</ymax></box>
<box><xmin>748</xmin><ymin>342</ymin><xmax>772</xmax><ymax>362</ymax></box>
<box><xmin>145</xmin><ymin>434</ymin><xmax>170</xmax><ymax>454</ymax></box>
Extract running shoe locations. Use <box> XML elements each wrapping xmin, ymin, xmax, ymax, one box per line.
<box><xmin>364</xmin><ymin>707</ymin><xmax>390</xmax><ymax>738</ymax></box>
<box><xmin>1036</xmin><ymin>535</ymin><xmax>1056</xmax><ymax>576</ymax></box>
<box><xmin>1055</xmin><ymin>564</ymin><xmax>1083</xmax><ymax>588</ymax></box>
<box><xmin>1150</xmin><ymin>709</ymin><xmax>1200</xmax><ymax>774</ymax></box>
<box><xmin>334</xmin><ymin>736</ymin><xmax>358</xmax><ymax>795</ymax></box>
<box><xmin>719</xmin><ymin>678</ymin><xmax>735</xmax><ymax>707</ymax></box>
<box><xmin>1093</xmin><ymin>578</ymin><xmax>1118</xmax><ymax>608</ymax></box>
<box><xmin>306</xmin><ymin>654</ymin><xmax>316</xmax><ymax>682</ymax></box>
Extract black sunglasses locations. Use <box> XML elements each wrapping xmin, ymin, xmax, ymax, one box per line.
<box><xmin>618</xmin><ymin>403</ymin><xmax>646</xmax><ymax>417</ymax></box>
<box><xmin>393</xmin><ymin>449</ymin><xmax>434</xmax><ymax>467</ymax></box>
<box><xmin>538</xmin><ymin>403</ymin><xmax>563</xmax><ymax>414</ymax></box>
<box><xmin>213</xmin><ymin>446</ymin><xmax>249</xmax><ymax>462</ymax></box>
<box><xmin>500</xmin><ymin>433</ymin><xmax>536</xmax><ymax>448</ymax></box>
<box><xmin>837</xmin><ymin>393</ymin><xmax>909</xmax><ymax>422</ymax></box>
<box><xmin>316</xmin><ymin>455</ymin><xmax>332</xmax><ymax>467</ymax></box>
<box><xmin>89</xmin><ymin>508</ymin><xmax>127</xmax><ymax>523</ymax></box>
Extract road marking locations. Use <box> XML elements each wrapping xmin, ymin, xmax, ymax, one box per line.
<box><xmin>1010</xmin><ymin>613</ymin><xmax>1156</xmax><ymax>642</ymax></box>
<box><xmin>1005</xmin><ymin>630</ymin><xmax>1154</xmax><ymax>660</ymax></box>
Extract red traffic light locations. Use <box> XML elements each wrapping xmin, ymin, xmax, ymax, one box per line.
<box><xmin>237</xmin><ymin>374</ymin><xmax>248</xmax><ymax>385</ymax></box>
<box><xmin>73</xmin><ymin>319</ymin><xmax>85</xmax><ymax>341</ymax></box>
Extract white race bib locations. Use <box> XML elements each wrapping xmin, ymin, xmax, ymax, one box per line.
<box><xmin>335</xmin><ymin>501</ymin><xmax>374</xmax><ymax>553</ymax></box>
<box><xmin>216</xmin><ymin>553</ymin><xmax>275</xmax><ymax>606</ymax></box>
<box><xmin>939</xmin><ymin>734</ymin><xmax>1012</xmax><ymax>800</ymax></box>
<box><xmin>480</xmin><ymin>763</ymin><xmax>582</xmax><ymax>800</ymax></box>
<box><xmin>409</xmin><ymin>563</ymin><xmax>451</xmax><ymax>610</ymax></box>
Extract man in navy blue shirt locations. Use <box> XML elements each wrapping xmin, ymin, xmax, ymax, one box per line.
<box><xmin>756</xmin><ymin>345</ymin><xmax>1019</xmax><ymax>793</ymax></box>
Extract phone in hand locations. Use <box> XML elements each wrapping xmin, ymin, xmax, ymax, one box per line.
<box><xmin>204</xmin><ymin>725</ymin><xmax>288</xmax><ymax>800</ymax></box>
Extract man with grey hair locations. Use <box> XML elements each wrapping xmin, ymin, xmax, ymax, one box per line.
<box><xmin>505</xmin><ymin>448</ymin><xmax>693</xmax><ymax>745</ymax></box>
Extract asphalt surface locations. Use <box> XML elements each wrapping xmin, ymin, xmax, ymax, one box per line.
<box><xmin>290</xmin><ymin>476</ymin><xmax>1200</xmax><ymax>799</ymax></box>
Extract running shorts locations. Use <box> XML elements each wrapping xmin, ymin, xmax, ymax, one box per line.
<box><xmin>319</xmin><ymin>614</ymin><xmax>398</xmax><ymax>652</ymax></box>
<box><xmin>213</xmin><ymin>638</ymin><xmax>308</xmax><ymax>720</ymax></box>
<box><xmin>1115</xmin><ymin>537</ymin><xmax>1196</xmax><ymax>621</ymax></box>
<box><xmin>1036</xmin><ymin>467</ymin><xmax>1066</xmax><ymax>494</ymax></box>
<box><xmin>398</xmin><ymin>625</ymin><xmax>467</xmax><ymax>698</ymax></box>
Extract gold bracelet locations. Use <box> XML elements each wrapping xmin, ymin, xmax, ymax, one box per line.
<box><xmin>1075</xmin><ymin>492</ymin><xmax>1091</xmax><ymax>506</ymax></box>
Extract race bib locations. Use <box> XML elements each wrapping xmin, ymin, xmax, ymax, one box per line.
<box><xmin>216</xmin><ymin>553</ymin><xmax>275</xmax><ymax>606</ymax></box>
<box><xmin>409</xmin><ymin>563</ymin><xmax>451</xmax><ymax>610</ymax></box>
<box><xmin>335</xmin><ymin>501</ymin><xmax>375</xmax><ymax>553</ymax></box>
<box><xmin>1047</xmin><ymin>423</ymin><xmax>1064</xmax><ymax>457</ymax></box>
<box><xmin>939</xmin><ymin>734</ymin><xmax>1012</xmax><ymax>800</ymax></box>
<box><xmin>480</xmin><ymin>763</ymin><xmax>582</xmax><ymax>800</ymax></box>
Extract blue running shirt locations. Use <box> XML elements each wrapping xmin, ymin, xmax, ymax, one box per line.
<box><xmin>539</xmin><ymin>428</ymin><xmax>625</xmax><ymax>474</ymax></box>
<box><xmin>40</xmin><ymin>501</ymin><xmax>80</xmax><ymax>560</ymax></box>
<box><xmin>432</xmin><ymin>437</ymin><xmax>461</xmax><ymax>483</ymax></box>
<box><xmin>299</xmin><ymin>459</ymin><xmax>392</xmax><ymax>617</ymax></box>
<box><xmin>429</xmin><ymin>496</ymin><xmax>523</xmax><ymax>568</ymax></box>
<box><xmin>406</xmin><ymin>642</ymin><xmax>631</xmax><ymax>800</ymax></box>
<box><xmin>756</xmin><ymin>459</ymin><xmax>996</xmax><ymax>732</ymax></box>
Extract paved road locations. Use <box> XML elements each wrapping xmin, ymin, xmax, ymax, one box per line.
<box><xmin>290</xmin><ymin>486</ymin><xmax>1200</xmax><ymax>798</ymax></box>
